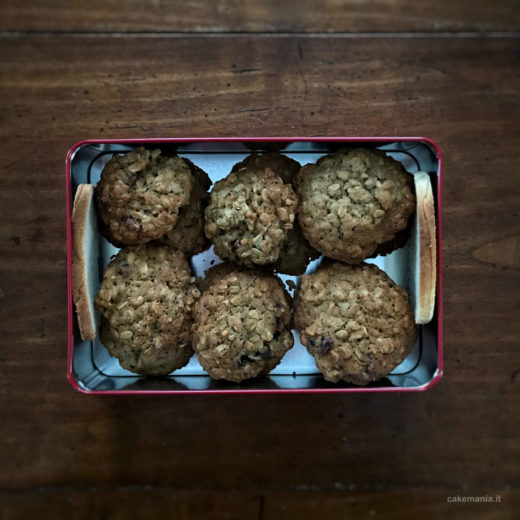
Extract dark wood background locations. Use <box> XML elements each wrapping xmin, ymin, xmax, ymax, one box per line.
<box><xmin>1</xmin><ymin>1</ymin><xmax>519</xmax><ymax>518</ymax></box>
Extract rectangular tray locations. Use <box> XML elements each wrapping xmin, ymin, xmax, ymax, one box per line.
<box><xmin>67</xmin><ymin>137</ymin><xmax>443</xmax><ymax>394</ymax></box>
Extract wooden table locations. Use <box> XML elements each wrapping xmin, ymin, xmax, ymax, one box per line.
<box><xmin>1</xmin><ymin>2</ymin><xmax>519</xmax><ymax>518</ymax></box>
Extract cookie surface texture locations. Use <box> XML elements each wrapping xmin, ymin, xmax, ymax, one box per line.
<box><xmin>159</xmin><ymin>159</ymin><xmax>211</xmax><ymax>255</ymax></box>
<box><xmin>193</xmin><ymin>271</ymin><xmax>293</xmax><ymax>382</ymax></box>
<box><xmin>95</xmin><ymin>244</ymin><xmax>200</xmax><ymax>376</ymax></box>
<box><xmin>297</xmin><ymin>148</ymin><xmax>415</xmax><ymax>263</ymax></box>
<box><xmin>294</xmin><ymin>262</ymin><xmax>417</xmax><ymax>385</ymax></box>
<box><xmin>205</xmin><ymin>161</ymin><xmax>298</xmax><ymax>267</ymax></box>
<box><xmin>232</xmin><ymin>153</ymin><xmax>319</xmax><ymax>275</ymax></box>
<box><xmin>231</xmin><ymin>152</ymin><xmax>301</xmax><ymax>185</ymax></box>
<box><xmin>95</xmin><ymin>147</ymin><xmax>193</xmax><ymax>245</ymax></box>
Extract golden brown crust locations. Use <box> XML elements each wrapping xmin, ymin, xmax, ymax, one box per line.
<box><xmin>414</xmin><ymin>172</ymin><xmax>437</xmax><ymax>324</ymax></box>
<box><xmin>72</xmin><ymin>184</ymin><xmax>97</xmax><ymax>341</ymax></box>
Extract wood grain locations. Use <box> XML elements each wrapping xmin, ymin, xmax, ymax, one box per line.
<box><xmin>0</xmin><ymin>489</ymin><xmax>262</xmax><ymax>520</ymax></box>
<box><xmin>263</xmin><ymin>490</ymin><xmax>520</xmax><ymax>520</ymax></box>
<box><xmin>1</xmin><ymin>0</ymin><xmax>520</xmax><ymax>33</ymax></box>
<box><xmin>0</xmin><ymin>34</ymin><xmax>519</xmax><ymax>516</ymax></box>
<box><xmin>1</xmin><ymin>489</ymin><xmax>518</xmax><ymax>520</ymax></box>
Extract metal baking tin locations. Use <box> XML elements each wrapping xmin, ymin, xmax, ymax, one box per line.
<box><xmin>66</xmin><ymin>137</ymin><xmax>443</xmax><ymax>395</ymax></box>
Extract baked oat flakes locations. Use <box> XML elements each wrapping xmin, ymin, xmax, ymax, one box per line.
<box><xmin>231</xmin><ymin>152</ymin><xmax>319</xmax><ymax>274</ymax></box>
<box><xmin>205</xmin><ymin>166</ymin><xmax>298</xmax><ymax>267</ymax></box>
<box><xmin>294</xmin><ymin>261</ymin><xmax>417</xmax><ymax>385</ymax></box>
<box><xmin>95</xmin><ymin>244</ymin><xmax>200</xmax><ymax>376</ymax></box>
<box><xmin>296</xmin><ymin>148</ymin><xmax>415</xmax><ymax>263</ymax></box>
<box><xmin>95</xmin><ymin>147</ymin><xmax>193</xmax><ymax>245</ymax></box>
<box><xmin>193</xmin><ymin>271</ymin><xmax>293</xmax><ymax>382</ymax></box>
<box><xmin>159</xmin><ymin>159</ymin><xmax>211</xmax><ymax>255</ymax></box>
<box><xmin>231</xmin><ymin>152</ymin><xmax>301</xmax><ymax>185</ymax></box>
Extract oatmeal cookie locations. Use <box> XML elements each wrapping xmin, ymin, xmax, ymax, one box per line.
<box><xmin>370</xmin><ymin>226</ymin><xmax>410</xmax><ymax>258</ymax></box>
<box><xmin>231</xmin><ymin>152</ymin><xmax>318</xmax><ymax>274</ymax></box>
<box><xmin>197</xmin><ymin>262</ymin><xmax>285</xmax><ymax>296</ymax></box>
<box><xmin>231</xmin><ymin>152</ymin><xmax>301</xmax><ymax>185</ymax></box>
<box><xmin>94</xmin><ymin>244</ymin><xmax>200</xmax><ymax>376</ymax></box>
<box><xmin>95</xmin><ymin>147</ymin><xmax>193</xmax><ymax>245</ymax></box>
<box><xmin>294</xmin><ymin>262</ymin><xmax>416</xmax><ymax>385</ymax></box>
<box><xmin>274</xmin><ymin>224</ymin><xmax>320</xmax><ymax>276</ymax></box>
<box><xmin>232</xmin><ymin>152</ymin><xmax>320</xmax><ymax>276</ymax></box>
<box><xmin>197</xmin><ymin>262</ymin><xmax>248</xmax><ymax>293</ymax></box>
<box><xmin>296</xmin><ymin>148</ymin><xmax>415</xmax><ymax>263</ymax></box>
<box><xmin>193</xmin><ymin>271</ymin><xmax>293</xmax><ymax>382</ymax></box>
<box><xmin>205</xmin><ymin>167</ymin><xmax>298</xmax><ymax>267</ymax></box>
<box><xmin>159</xmin><ymin>159</ymin><xmax>212</xmax><ymax>255</ymax></box>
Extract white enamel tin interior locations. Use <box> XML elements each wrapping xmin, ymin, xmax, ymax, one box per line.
<box><xmin>69</xmin><ymin>140</ymin><xmax>440</xmax><ymax>392</ymax></box>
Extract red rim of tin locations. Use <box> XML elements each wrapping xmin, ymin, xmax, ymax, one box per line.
<box><xmin>66</xmin><ymin>137</ymin><xmax>443</xmax><ymax>395</ymax></box>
